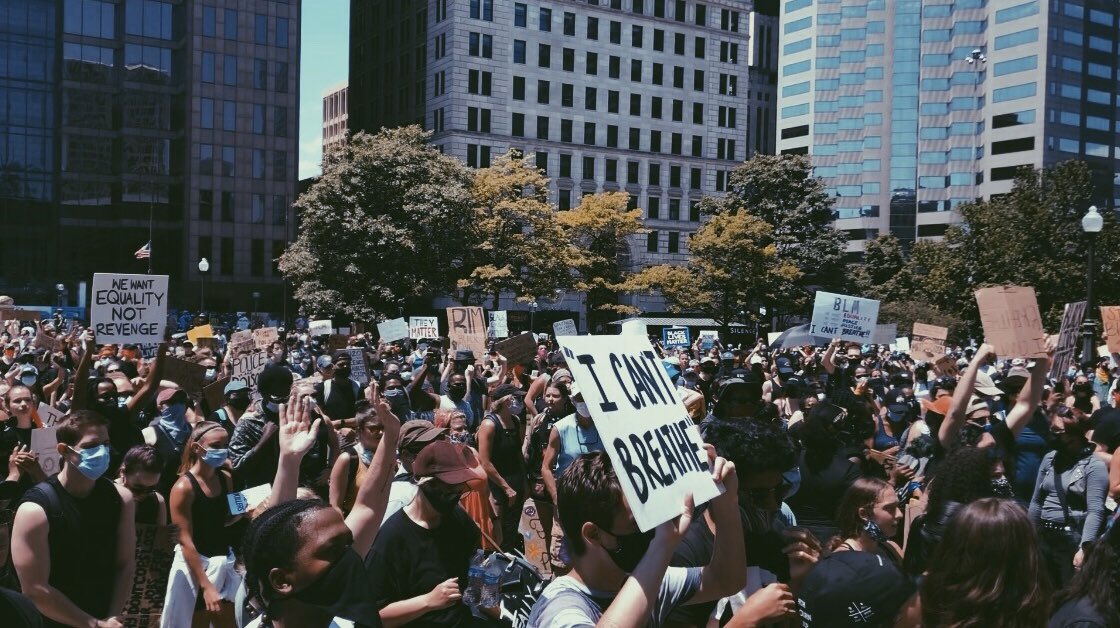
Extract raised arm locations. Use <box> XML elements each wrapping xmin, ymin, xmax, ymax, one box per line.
<box><xmin>939</xmin><ymin>344</ymin><xmax>993</xmax><ymax>449</ymax></box>
<box><xmin>71</xmin><ymin>330</ymin><xmax>95</xmax><ymax>411</ymax></box>
<box><xmin>127</xmin><ymin>342</ymin><xmax>168</xmax><ymax>415</ymax></box>
<box><xmin>269</xmin><ymin>392</ymin><xmax>322</xmax><ymax>506</ymax></box>
<box><xmin>1004</xmin><ymin>348</ymin><xmax>1051</xmax><ymax>437</ymax></box>
<box><xmin>347</xmin><ymin>390</ymin><xmax>402</xmax><ymax>557</ymax></box>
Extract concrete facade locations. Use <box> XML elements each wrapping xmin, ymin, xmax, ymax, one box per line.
<box><xmin>322</xmin><ymin>82</ymin><xmax>349</xmax><ymax>157</ymax></box>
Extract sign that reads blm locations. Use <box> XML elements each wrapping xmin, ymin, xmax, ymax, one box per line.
<box><xmin>91</xmin><ymin>273</ymin><xmax>168</xmax><ymax>344</ymax></box>
<box><xmin>447</xmin><ymin>306</ymin><xmax>488</xmax><ymax>361</ymax></box>
<box><xmin>810</xmin><ymin>291</ymin><xmax>880</xmax><ymax>342</ymax></box>
<box><xmin>557</xmin><ymin>334</ymin><xmax>721</xmax><ymax>531</ymax></box>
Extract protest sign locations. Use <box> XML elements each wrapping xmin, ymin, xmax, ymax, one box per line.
<box><xmin>409</xmin><ymin>316</ymin><xmax>439</xmax><ymax>339</ymax></box>
<box><xmin>662</xmin><ymin>327</ymin><xmax>691</xmax><ymax>348</ymax></box>
<box><xmin>935</xmin><ymin>355</ymin><xmax>960</xmax><ymax>377</ymax></box>
<box><xmin>621</xmin><ymin>320</ymin><xmax>646</xmax><ymax>336</ymax></box>
<box><xmin>253</xmin><ymin>327</ymin><xmax>279</xmax><ymax>350</ymax></box>
<box><xmin>975</xmin><ymin>285</ymin><xmax>1048</xmax><ymax>359</ymax></box>
<box><xmin>228</xmin><ymin>484</ymin><xmax>271</xmax><ymax>516</ymax></box>
<box><xmin>447</xmin><ymin>306</ymin><xmax>488</xmax><ymax>361</ymax></box>
<box><xmin>309</xmin><ymin>319</ymin><xmax>332</xmax><ymax>337</ymax></box>
<box><xmin>328</xmin><ymin>334</ymin><xmax>350</xmax><ymax>350</ymax></box>
<box><xmin>230</xmin><ymin>350</ymin><xmax>270</xmax><ymax>397</ymax></box>
<box><xmin>557</xmin><ymin>334</ymin><xmax>721</xmax><ymax>531</ymax></box>
<box><xmin>120</xmin><ymin>524</ymin><xmax>174</xmax><ymax>628</ymax></box>
<box><xmin>377</xmin><ymin>317</ymin><xmax>410</xmax><ymax>343</ymax></box>
<box><xmin>1049</xmin><ymin>301</ymin><xmax>1087</xmax><ymax>381</ymax></box>
<box><xmin>699</xmin><ymin>330</ymin><xmax>719</xmax><ymax>350</ymax></box>
<box><xmin>894</xmin><ymin>337</ymin><xmax>911</xmax><ymax>354</ymax></box>
<box><xmin>90</xmin><ymin>273</ymin><xmax>168</xmax><ymax>344</ymax></box>
<box><xmin>910</xmin><ymin>323</ymin><xmax>949</xmax><ymax>362</ymax></box>
<box><xmin>0</xmin><ymin>307</ymin><xmax>42</xmax><ymax>322</ymax></box>
<box><xmin>37</xmin><ymin>403</ymin><xmax>65</xmax><ymax>428</ymax></box>
<box><xmin>202</xmin><ymin>377</ymin><xmax>229</xmax><ymax>414</ymax></box>
<box><xmin>34</xmin><ymin>330</ymin><xmax>67</xmax><ymax>353</ymax></box>
<box><xmin>767</xmin><ymin>331</ymin><xmax>782</xmax><ymax>346</ymax></box>
<box><xmin>1100</xmin><ymin>345</ymin><xmax>1110</xmax><ymax>358</ymax></box>
<box><xmin>163</xmin><ymin>356</ymin><xmax>207</xmax><ymax>395</ymax></box>
<box><xmin>872</xmin><ymin>324</ymin><xmax>897</xmax><ymax>345</ymax></box>
<box><xmin>345</xmin><ymin>348</ymin><xmax>369</xmax><ymax>385</ymax></box>
<box><xmin>488</xmin><ymin>311</ymin><xmax>509</xmax><ymax>338</ymax></box>
<box><xmin>494</xmin><ymin>332</ymin><xmax>538</xmax><ymax>365</ymax></box>
<box><xmin>553</xmin><ymin>319</ymin><xmax>578</xmax><ymax>337</ymax></box>
<box><xmin>1102</xmin><ymin>306</ymin><xmax>1120</xmax><ymax>355</ymax></box>
<box><xmin>138</xmin><ymin>343</ymin><xmax>160</xmax><ymax>359</ymax></box>
<box><xmin>229</xmin><ymin>330</ymin><xmax>255</xmax><ymax>356</ymax></box>
<box><xmin>185</xmin><ymin>324</ymin><xmax>214</xmax><ymax>344</ymax></box>
<box><xmin>810</xmin><ymin>291</ymin><xmax>880</xmax><ymax>342</ymax></box>
<box><xmin>31</xmin><ymin>427</ymin><xmax>60</xmax><ymax>476</ymax></box>
<box><xmin>194</xmin><ymin>337</ymin><xmax>219</xmax><ymax>352</ymax></box>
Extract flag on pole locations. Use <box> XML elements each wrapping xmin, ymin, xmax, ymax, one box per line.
<box><xmin>134</xmin><ymin>241</ymin><xmax>151</xmax><ymax>259</ymax></box>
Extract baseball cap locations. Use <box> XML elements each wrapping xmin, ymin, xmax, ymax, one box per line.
<box><xmin>491</xmin><ymin>383</ymin><xmax>527</xmax><ymax>399</ymax></box>
<box><xmin>797</xmin><ymin>551</ymin><xmax>915</xmax><ymax>627</ymax></box>
<box><xmin>454</xmin><ymin>349</ymin><xmax>475</xmax><ymax>363</ymax></box>
<box><xmin>776</xmin><ymin>356</ymin><xmax>796</xmax><ymax>375</ymax></box>
<box><xmin>316</xmin><ymin>355</ymin><xmax>333</xmax><ymax>370</ymax></box>
<box><xmin>224</xmin><ymin>380</ymin><xmax>248</xmax><ymax>395</ymax></box>
<box><xmin>399</xmin><ymin>419</ymin><xmax>447</xmax><ymax>451</ymax></box>
<box><xmin>157</xmin><ymin>388</ymin><xmax>187</xmax><ymax>405</ymax></box>
<box><xmin>972</xmin><ymin>372</ymin><xmax>1004</xmax><ymax>397</ymax></box>
<box><xmin>964</xmin><ymin>395</ymin><xmax>990</xmax><ymax>418</ymax></box>
<box><xmin>886</xmin><ymin>402</ymin><xmax>911</xmax><ymax>423</ymax></box>
<box><xmin>1000</xmin><ymin>366</ymin><xmax>1031</xmax><ymax>393</ymax></box>
<box><xmin>413</xmin><ymin>441</ymin><xmax>486</xmax><ymax>486</ymax></box>
<box><xmin>258</xmin><ymin>363</ymin><xmax>294</xmax><ymax>403</ymax></box>
<box><xmin>552</xmin><ymin>368</ymin><xmax>573</xmax><ymax>385</ymax></box>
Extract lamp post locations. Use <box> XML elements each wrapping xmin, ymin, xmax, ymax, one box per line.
<box><xmin>529</xmin><ymin>300</ymin><xmax>538</xmax><ymax>333</ymax></box>
<box><xmin>1081</xmin><ymin>205</ymin><xmax>1104</xmax><ymax>364</ymax></box>
<box><xmin>252</xmin><ymin>291</ymin><xmax>261</xmax><ymax>313</ymax></box>
<box><xmin>965</xmin><ymin>49</ymin><xmax>986</xmax><ymax>199</ymax></box>
<box><xmin>198</xmin><ymin>257</ymin><xmax>210</xmax><ymax>313</ymax></box>
<box><xmin>55</xmin><ymin>283</ymin><xmax>65</xmax><ymax>309</ymax></box>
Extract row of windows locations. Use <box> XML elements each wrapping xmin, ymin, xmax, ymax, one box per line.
<box><xmin>64</xmin><ymin>0</ymin><xmax>174</xmax><ymax>40</ymax></box>
<box><xmin>63</xmin><ymin>42</ymin><xmax>176</xmax><ymax>86</ymax></box>
<box><xmin>198</xmin><ymin>189</ymin><xmax>287</xmax><ymax>226</ymax></box>
<box><xmin>202</xmin><ymin>6</ymin><xmax>289</xmax><ymax>47</ymax></box>
<box><xmin>200</xmin><ymin>54</ymin><xmax>290</xmax><ymax>93</ymax></box>
<box><xmin>197</xmin><ymin>236</ymin><xmax>285</xmax><ymax>278</ymax></box>
<box><xmin>1052</xmin><ymin>0</ymin><xmax>1117</xmax><ymax>27</ymax></box>
<box><xmin>510</xmin><ymin>44</ymin><xmax>717</xmax><ymax>83</ymax></box>
<box><xmin>513</xmin><ymin>0</ymin><xmax>713</xmax><ymax>29</ymax></box>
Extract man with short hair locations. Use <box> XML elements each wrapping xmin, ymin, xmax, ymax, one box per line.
<box><xmin>314</xmin><ymin>350</ymin><xmax>361</xmax><ymax>424</ymax></box>
<box><xmin>12</xmin><ymin>410</ymin><xmax>136</xmax><ymax>628</ymax></box>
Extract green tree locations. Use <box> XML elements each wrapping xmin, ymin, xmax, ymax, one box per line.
<box><xmin>697</xmin><ymin>154</ymin><xmax>846</xmax><ymax>316</ymax></box>
<box><xmin>626</xmin><ymin>212</ymin><xmax>801</xmax><ymax>330</ymax></box>
<box><xmin>878</xmin><ymin>301</ymin><xmax>969</xmax><ymax>347</ymax></box>
<box><xmin>457</xmin><ymin>151</ymin><xmax>573</xmax><ymax>306</ymax></box>
<box><xmin>278</xmin><ymin>126</ymin><xmax>474</xmax><ymax>321</ymax></box>
<box><xmin>555</xmin><ymin>191</ymin><xmax>646</xmax><ymax>325</ymax></box>
<box><xmin>849</xmin><ymin>234</ymin><xmax>915</xmax><ymax>302</ymax></box>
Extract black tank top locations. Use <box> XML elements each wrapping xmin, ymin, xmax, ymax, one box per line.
<box><xmin>135</xmin><ymin>494</ymin><xmax>161</xmax><ymax>525</ymax></box>
<box><xmin>153</xmin><ymin>425</ymin><xmax>183</xmax><ymax>497</ymax></box>
<box><xmin>184</xmin><ymin>471</ymin><xmax>233</xmax><ymax>558</ymax></box>
<box><xmin>23</xmin><ymin>476</ymin><xmax>121</xmax><ymax>627</ymax></box>
<box><xmin>484</xmin><ymin>413</ymin><xmax>525</xmax><ymax>492</ymax></box>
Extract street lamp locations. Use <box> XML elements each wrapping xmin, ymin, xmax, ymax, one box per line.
<box><xmin>55</xmin><ymin>283</ymin><xmax>65</xmax><ymax>309</ymax></box>
<box><xmin>252</xmin><ymin>291</ymin><xmax>261</xmax><ymax>313</ymax></box>
<box><xmin>529</xmin><ymin>301</ymin><xmax>538</xmax><ymax>333</ymax></box>
<box><xmin>198</xmin><ymin>257</ymin><xmax>210</xmax><ymax>313</ymax></box>
<box><xmin>1081</xmin><ymin>206</ymin><xmax>1104</xmax><ymax>364</ymax></box>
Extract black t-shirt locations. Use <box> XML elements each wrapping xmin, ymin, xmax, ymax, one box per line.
<box><xmin>1090</xmin><ymin>407</ymin><xmax>1120</xmax><ymax>452</ymax></box>
<box><xmin>315</xmin><ymin>377</ymin><xmax>360</xmax><ymax>422</ymax></box>
<box><xmin>786</xmin><ymin>449</ymin><xmax>861</xmax><ymax>540</ymax></box>
<box><xmin>366</xmin><ymin>507</ymin><xmax>481</xmax><ymax>627</ymax></box>
<box><xmin>1049</xmin><ymin>596</ymin><xmax>1108</xmax><ymax>628</ymax></box>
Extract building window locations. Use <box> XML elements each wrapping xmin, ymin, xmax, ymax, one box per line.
<box><xmin>609</xmin><ymin>91</ymin><xmax>620</xmax><ymax>113</ymax></box>
<box><xmin>535</xmin><ymin>151</ymin><xmax>549</xmax><ymax>174</ymax></box>
<box><xmin>539</xmin><ymin>8</ymin><xmax>552</xmax><ymax>31</ymax></box>
<box><xmin>274</xmin><ymin>106</ymin><xmax>288</xmax><ymax>137</ymax></box>
<box><xmin>513</xmin><ymin>76</ymin><xmax>525</xmax><ymax>100</ymax></box>
<box><xmin>586</xmin><ymin>52</ymin><xmax>598</xmax><ymax>74</ymax></box>
<box><xmin>607</xmin><ymin>125</ymin><xmax>618</xmax><ymax>147</ymax></box>
<box><xmin>253</xmin><ymin>104</ymin><xmax>265</xmax><ymax>134</ymax></box>
<box><xmin>276</xmin><ymin>18</ymin><xmax>289</xmax><ymax>47</ymax></box>
<box><xmin>514</xmin><ymin>3</ymin><xmax>527</xmax><ymax>26</ymax></box>
<box><xmin>253</xmin><ymin>149</ymin><xmax>265</xmax><ymax>179</ymax></box>
<box><xmin>223</xmin><ymin>55</ymin><xmax>237</xmax><ymax>86</ymax></box>
<box><xmin>606</xmin><ymin>159</ymin><xmax>618</xmax><ymax>182</ymax></box>
<box><xmin>538</xmin><ymin>43</ymin><xmax>551</xmax><ymax>67</ymax></box>
<box><xmin>254</xmin><ymin>14</ymin><xmax>268</xmax><ymax>44</ymax></box>
<box><xmin>201</xmin><ymin>98</ymin><xmax>215</xmax><ymax>129</ymax></box>
<box><xmin>512</xmin><ymin>113</ymin><xmax>525</xmax><ymax>136</ymax></box>
<box><xmin>202</xmin><ymin>6</ymin><xmax>217</xmax><ymax>37</ymax></box>
<box><xmin>648</xmin><ymin>197</ymin><xmax>661</xmax><ymax>219</ymax></box>
<box><xmin>468</xmin><ymin>70</ymin><xmax>492</xmax><ymax>95</ymax></box>
<box><xmin>630</xmin><ymin>93</ymin><xmax>641</xmax><ymax>116</ymax></box>
<box><xmin>125</xmin><ymin>0</ymin><xmax>172</xmax><ymax>39</ymax></box>
<box><xmin>561</xmin><ymin>119</ymin><xmax>573</xmax><ymax>142</ymax></box>
<box><xmin>587</xmin><ymin>16</ymin><xmax>599</xmax><ymax>39</ymax></box>
<box><xmin>563</xmin><ymin>48</ymin><xmax>575</xmax><ymax>71</ymax></box>
<box><xmin>562</xmin><ymin>83</ymin><xmax>574</xmax><ymax>107</ymax></box>
<box><xmin>252</xmin><ymin>194</ymin><xmax>266</xmax><ymax>223</ymax></box>
<box><xmin>220</xmin><ymin>238</ymin><xmax>234</xmax><ymax>275</ymax></box>
<box><xmin>668</xmin><ymin>232</ymin><xmax>679</xmax><ymax>253</ymax></box>
<box><xmin>559</xmin><ymin>189</ymin><xmax>572</xmax><ymax>210</ymax></box>
<box><xmin>564</xmin><ymin>11</ymin><xmax>576</xmax><ymax>35</ymax></box>
<box><xmin>586</xmin><ymin>87</ymin><xmax>598</xmax><ymax>110</ymax></box>
<box><xmin>560</xmin><ymin>153</ymin><xmax>572</xmax><ymax>177</ymax></box>
<box><xmin>649</xmin><ymin>163</ymin><xmax>661</xmax><ymax>185</ymax></box>
<box><xmin>272</xmin><ymin>195</ymin><xmax>287</xmax><ymax>226</ymax></box>
<box><xmin>224</xmin><ymin>8</ymin><xmax>237</xmax><ymax>38</ymax></box>
<box><xmin>199</xmin><ymin>189</ymin><xmax>214</xmax><ymax>220</ymax></box>
<box><xmin>273</xmin><ymin>150</ymin><xmax>287</xmax><ymax>180</ymax></box>
<box><xmin>470</xmin><ymin>0</ymin><xmax>494</xmax><ymax>21</ymax></box>
<box><xmin>221</xmin><ymin>191</ymin><xmax>234</xmax><ymax>222</ymax></box>
<box><xmin>202</xmin><ymin>53</ymin><xmax>216</xmax><ymax>83</ymax></box>
<box><xmin>538</xmin><ymin>80</ymin><xmax>550</xmax><ymax>104</ymax></box>
<box><xmin>584</xmin><ymin>122</ymin><xmax>596</xmax><ymax>145</ymax></box>
<box><xmin>647</xmin><ymin>231</ymin><xmax>659</xmax><ymax>252</ymax></box>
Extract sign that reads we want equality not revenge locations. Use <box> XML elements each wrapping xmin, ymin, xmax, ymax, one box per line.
<box><xmin>557</xmin><ymin>334</ymin><xmax>720</xmax><ymax>531</ymax></box>
<box><xmin>91</xmin><ymin>273</ymin><xmax>169</xmax><ymax>344</ymax></box>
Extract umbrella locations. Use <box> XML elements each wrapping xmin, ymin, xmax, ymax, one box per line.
<box><xmin>769</xmin><ymin>324</ymin><xmax>824</xmax><ymax>350</ymax></box>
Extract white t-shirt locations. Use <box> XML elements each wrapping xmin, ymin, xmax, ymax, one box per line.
<box><xmin>527</xmin><ymin>566</ymin><xmax>702</xmax><ymax>628</ymax></box>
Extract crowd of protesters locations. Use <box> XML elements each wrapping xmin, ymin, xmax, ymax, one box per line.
<box><xmin>1</xmin><ymin>311</ymin><xmax>1119</xmax><ymax>628</ymax></box>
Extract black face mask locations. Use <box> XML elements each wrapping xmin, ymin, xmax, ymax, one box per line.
<box><xmin>335</xmin><ymin>365</ymin><xmax>352</xmax><ymax>379</ymax></box>
<box><xmin>283</xmin><ymin>547</ymin><xmax>379</xmax><ymax>622</ymax></box>
<box><xmin>422</xmin><ymin>485</ymin><xmax>462</xmax><ymax>514</ymax></box>
<box><xmin>603</xmin><ymin>528</ymin><xmax>655</xmax><ymax>573</ymax></box>
<box><xmin>448</xmin><ymin>383</ymin><xmax>467</xmax><ymax>399</ymax></box>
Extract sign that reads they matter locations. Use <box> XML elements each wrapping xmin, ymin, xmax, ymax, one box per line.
<box><xmin>91</xmin><ymin>273</ymin><xmax>169</xmax><ymax>344</ymax></box>
<box><xmin>810</xmin><ymin>291</ymin><xmax>880</xmax><ymax>342</ymax></box>
<box><xmin>557</xmin><ymin>334</ymin><xmax>721</xmax><ymax>531</ymax></box>
<box><xmin>409</xmin><ymin>317</ymin><xmax>439</xmax><ymax>339</ymax></box>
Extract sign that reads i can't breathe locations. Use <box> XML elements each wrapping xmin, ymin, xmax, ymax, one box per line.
<box><xmin>557</xmin><ymin>334</ymin><xmax>721</xmax><ymax>531</ymax></box>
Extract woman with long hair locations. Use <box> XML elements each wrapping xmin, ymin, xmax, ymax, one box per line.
<box><xmin>521</xmin><ymin>382</ymin><xmax>571</xmax><ymax>577</ymax></box>
<box><xmin>162</xmin><ymin>421</ymin><xmax>240</xmax><ymax>627</ymax></box>
<box><xmin>1050</xmin><ymin>520</ymin><xmax>1120</xmax><ymax>626</ymax></box>
<box><xmin>328</xmin><ymin>402</ymin><xmax>384</xmax><ymax>516</ymax></box>
<box><xmin>829</xmin><ymin>477</ymin><xmax>903</xmax><ymax>563</ymax></box>
<box><xmin>921</xmin><ymin>498</ymin><xmax>1051</xmax><ymax>628</ymax></box>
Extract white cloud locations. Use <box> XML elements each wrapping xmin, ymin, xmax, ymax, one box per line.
<box><xmin>297</xmin><ymin>135</ymin><xmax>323</xmax><ymax>180</ymax></box>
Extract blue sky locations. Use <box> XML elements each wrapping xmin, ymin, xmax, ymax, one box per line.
<box><xmin>298</xmin><ymin>1</ymin><xmax>350</xmax><ymax>180</ymax></box>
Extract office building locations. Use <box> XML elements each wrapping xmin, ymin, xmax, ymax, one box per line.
<box><xmin>350</xmin><ymin>0</ymin><xmax>772</xmax><ymax>312</ymax></box>
<box><xmin>0</xmin><ymin>0</ymin><xmax>300</xmax><ymax>312</ymax></box>
<box><xmin>778</xmin><ymin>0</ymin><xmax>1120</xmax><ymax>258</ymax></box>
<box><xmin>323</xmin><ymin>82</ymin><xmax>349</xmax><ymax>157</ymax></box>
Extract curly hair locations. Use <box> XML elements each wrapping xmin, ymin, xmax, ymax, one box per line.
<box><xmin>924</xmin><ymin>446</ymin><xmax>998</xmax><ymax>523</ymax></box>
<box><xmin>701</xmin><ymin>418</ymin><xmax>795</xmax><ymax>476</ymax></box>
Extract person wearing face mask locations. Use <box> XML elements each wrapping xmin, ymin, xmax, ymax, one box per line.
<box><xmin>142</xmin><ymin>388</ymin><xmax>193</xmax><ymax>496</ymax></box>
<box><xmin>209</xmin><ymin>380</ymin><xmax>252</xmax><ymax>437</ymax></box>
<box><xmin>114</xmin><ymin>444</ymin><xmax>167</xmax><ymax>526</ymax></box>
<box><xmin>1</xmin><ymin>384</ymin><xmax>47</xmax><ymax>494</ymax></box>
<box><xmin>476</xmin><ymin>383</ymin><xmax>528</xmax><ymax>553</ymax></box>
<box><xmin>11</xmin><ymin>411</ymin><xmax>137</xmax><ymax>628</ymax></box>
<box><xmin>829</xmin><ymin>477</ymin><xmax>903</xmax><ymax>564</ymax></box>
<box><xmin>329</xmin><ymin>403</ymin><xmax>384</xmax><ymax>516</ymax></box>
<box><xmin>439</xmin><ymin>372</ymin><xmax>476</xmax><ymax>430</ymax></box>
<box><xmin>367</xmin><ymin>440</ymin><xmax>493</xmax><ymax>626</ymax></box>
<box><xmin>314</xmin><ymin>351</ymin><xmax>361</xmax><ymax>427</ymax></box>
<box><xmin>163</xmin><ymin>421</ymin><xmax>240</xmax><ymax>627</ymax></box>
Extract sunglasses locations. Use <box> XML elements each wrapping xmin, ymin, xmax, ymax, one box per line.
<box><xmin>745</xmin><ymin>480</ymin><xmax>791</xmax><ymax>503</ymax></box>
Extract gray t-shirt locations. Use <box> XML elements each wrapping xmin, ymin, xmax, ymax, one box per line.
<box><xmin>527</xmin><ymin>566</ymin><xmax>703</xmax><ymax>628</ymax></box>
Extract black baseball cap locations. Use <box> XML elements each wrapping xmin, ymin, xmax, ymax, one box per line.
<box><xmin>798</xmin><ymin>551</ymin><xmax>915</xmax><ymax>627</ymax></box>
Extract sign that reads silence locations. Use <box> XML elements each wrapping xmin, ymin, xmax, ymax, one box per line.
<box><xmin>409</xmin><ymin>317</ymin><xmax>439</xmax><ymax>339</ymax></box>
<box><xmin>557</xmin><ymin>334</ymin><xmax>721</xmax><ymax>531</ymax></box>
<box><xmin>662</xmin><ymin>327</ymin><xmax>691</xmax><ymax>348</ymax></box>
<box><xmin>91</xmin><ymin>273</ymin><xmax>169</xmax><ymax>344</ymax></box>
<box><xmin>975</xmin><ymin>285</ymin><xmax>1048</xmax><ymax>359</ymax></box>
<box><xmin>810</xmin><ymin>291</ymin><xmax>880</xmax><ymax>342</ymax></box>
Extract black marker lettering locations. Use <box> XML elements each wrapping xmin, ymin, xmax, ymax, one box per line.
<box><xmin>644</xmin><ymin>430</ymin><xmax>672</xmax><ymax>483</ymax></box>
<box><xmin>579</xmin><ymin>354</ymin><xmax>618</xmax><ymax>412</ymax></box>
<box><xmin>629</xmin><ymin>433</ymin><xmax>665</xmax><ymax>490</ymax></box>
<box><xmin>613</xmin><ymin>438</ymin><xmax>649</xmax><ymax>503</ymax></box>
<box><xmin>610</xmin><ymin>353</ymin><xmax>641</xmax><ymax>409</ymax></box>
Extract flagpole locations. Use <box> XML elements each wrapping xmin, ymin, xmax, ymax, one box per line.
<box><xmin>147</xmin><ymin>195</ymin><xmax>153</xmax><ymax>275</ymax></box>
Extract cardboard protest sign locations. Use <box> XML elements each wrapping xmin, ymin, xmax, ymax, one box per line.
<box><xmin>934</xmin><ymin>355</ymin><xmax>960</xmax><ymax>377</ymax></box>
<box><xmin>34</xmin><ymin>330</ymin><xmax>67</xmax><ymax>353</ymax></box>
<box><xmin>37</xmin><ymin>403</ymin><xmax>65</xmax><ymax>428</ymax></box>
<box><xmin>194</xmin><ymin>337</ymin><xmax>219</xmax><ymax>352</ymax></box>
<box><xmin>975</xmin><ymin>286</ymin><xmax>1048</xmax><ymax>359</ymax></box>
<box><xmin>328</xmin><ymin>334</ymin><xmax>350</xmax><ymax>350</ymax></box>
<box><xmin>872</xmin><ymin>324</ymin><xmax>897</xmax><ymax>345</ymax></box>
<box><xmin>229</xmin><ymin>350</ymin><xmax>270</xmax><ymax>397</ymax></box>
<box><xmin>910</xmin><ymin>323</ymin><xmax>949</xmax><ymax>362</ymax></box>
<box><xmin>90</xmin><ymin>273</ymin><xmax>168</xmax><ymax>344</ymax></box>
<box><xmin>409</xmin><ymin>316</ymin><xmax>439</xmax><ymax>339</ymax></box>
<box><xmin>345</xmin><ymin>348</ymin><xmax>369</xmax><ymax>385</ymax></box>
<box><xmin>810</xmin><ymin>291</ymin><xmax>880</xmax><ymax>342</ymax></box>
<box><xmin>253</xmin><ymin>327</ymin><xmax>279</xmax><ymax>350</ymax></box>
<box><xmin>202</xmin><ymin>377</ymin><xmax>229</xmax><ymax>415</ymax></box>
<box><xmin>894</xmin><ymin>337</ymin><xmax>911</xmax><ymax>354</ymax></box>
<box><xmin>120</xmin><ymin>524</ymin><xmax>175</xmax><ymax>628</ymax></box>
<box><xmin>31</xmin><ymin>427</ymin><xmax>60</xmax><ymax>476</ymax></box>
<box><xmin>163</xmin><ymin>357</ymin><xmax>208</xmax><ymax>395</ymax></box>
<box><xmin>488</xmin><ymin>311</ymin><xmax>509</xmax><ymax>338</ymax></box>
<box><xmin>1049</xmin><ymin>301</ymin><xmax>1087</xmax><ymax>381</ymax></box>
<box><xmin>553</xmin><ymin>319</ymin><xmax>578</xmax><ymax>337</ymax></box>
<box><xmin>699</xmin><ymin>330</ymin><xmax>719</xmax><ymax>350</ymax></box>
<box><xmin>229</xmin><ymin>330</ymin><xmax>255</xmax><ymax>356</ymax></box>
<box><xmin>1102</xmin><ymin>306</ymin><xmax>1120</xmax><ymax>355</ymax></box>
<box><xmin>494</xmin><ymin>332</ymin><xmax>538</xmax><ymax>365</ymax></box>
<box><xmin>185</xmin><ymin>324</ymin><xmax>214</xmax><ymax>344</ymax></box>
<box><xmin>309</xmin><ymin>319</ymin><xmax>332</xmax><ymax>337</ymax></box>
<box><xmin>557</xmin><ymin>334</ymin><xmax>721</xmax><ymax>531</ymax></box>
<box><xmin>377</xmin><ymin>317</ymin><xmax>410</xmax><ymax>343</ymax></box>
<box><xmin>447</xmin><ymin>306</ymin><xmax>488</xmax><ymax>361</ymax></box>
<box><xmin>0</xmin><ymin>307</ymin><xmax>42</xmax><ymax>322</ymax></box>
<box><xmin>662</xmin><ymin>327</ymin><xmax>691</xmax><ymax>348</ymax></box>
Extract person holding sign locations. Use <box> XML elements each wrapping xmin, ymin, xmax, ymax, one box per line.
<box><xmin>12</xmin><ymin>411</ymin><xmax>137</xmax><ymax>628</ymax></box>
<box><xmin>527</xmin><ymin>450</ymin><xmax>745</xmax><ymax>627</ymax></box>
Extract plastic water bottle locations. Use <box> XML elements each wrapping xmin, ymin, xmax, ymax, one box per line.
<box><xmin>462</xmin><ymin>549</ymin><xmax>486</xmax><ymax>607</ymax></box>
<box><xmin>479</xmin><ymin>555</ymin><xmax>503</xmax><ymax>608</ymax></box>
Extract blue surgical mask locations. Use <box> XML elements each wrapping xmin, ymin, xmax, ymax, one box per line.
<box><xmin>782</xmin><ymin>467</ymin><xmax>802</xmax><ymax>501</ymax></box>
<box><xmin>69</xmin><ymin>444</ymin><xmax>111</xmax><ymax>480</ymax></box>
<box><xmin>20</xmin><ymin>375</ymin><xmax>37</xmax><ymax>387</ymax></box>
<box><xmin>201</xmin><ymin>447</ymin><xmax>229</xmax><ymax>468</ymax></box>
<box><xmin>158</xmin><ymin>403</ymin><xmax>189</xmax><ymax>444</ymax></box>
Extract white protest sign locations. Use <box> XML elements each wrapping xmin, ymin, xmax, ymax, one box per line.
<box><xmin>409</xmin><ymin>316</ymin><xmax>439</xmax><ymax>339</ymax></box>
<box><xmin>872</xmin><ymin>323</ymin><xmax>897</xmax><ymax>345</ymax></box>
<box><xmin>894</xmin><ymin>337</ymin><xmax>911</xmax><ymax>353</ymax></box>
<box><xmin>229</xmin><ymin>350</ymin><xmax>270</xmax><ymax>397</ymax></box>
<box><xmin>767</xmin><ymin>331</ymin><xmax>782</xmax><ymax>346</ymax></box>
<box><xmin>621</xmin><ymin>320</ymin><xmax>646</xmax><ymax>336</ymax></box>
<box><xmin>809</xmin><ymin>291</ymin><xmax>880</xmax><ymax>342</ymax></box>
<box><xmin>345</xmin><ymin>348</ymin><xmax>369</xmax><ymax>385</ymax></box>
<box><xmin>488</xmin><ymin>311</ymin><xmax>509</xmax><ymax>338</ymax></box>
<box><xmin>37</xmin><ymin>403</ymin><xmax>65</xmax><ymax>428</ymax></box>
<box><xmin>376</xmin><ymin>317</ymin><xmax>410</xmax><ymax>343</ymax></box>
<box><xmin>91</xmin><ymin>273</ymin><xmax>169</xmax><ymax>344</ymax></box>
<box><xmin>699</xmin><ymin>330</ymin><xmax>719</xmax><ymax>350</ymax></box>
<box><xmin>556</xmin><ymin>334</ymin><xmax>721</xmax><ymax>531</ymax></box>
<box><xmin>309</xmin><ymin>319</ymin><xmax>332</xmax><ymax>337</ymax></box>
<box><xmin>31</xmin><ymin>427</ymin><xmax>61</xmax><ymax>476</ymax></box>
<box><xmin>553</xmin><ymin>319</ymin><xmax>578</xmax><ymax>337</ymax></box>
<box><xmin>227</xmin><ymin>483</ymin><xmax>272</xmax><ymax>516</ymax></box>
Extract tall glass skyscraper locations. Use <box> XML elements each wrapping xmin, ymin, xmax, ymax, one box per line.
<box><xmin>778</xmin><ymin>0</ymin><xmax>1120</xmax><ymax>259</ymax></box>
